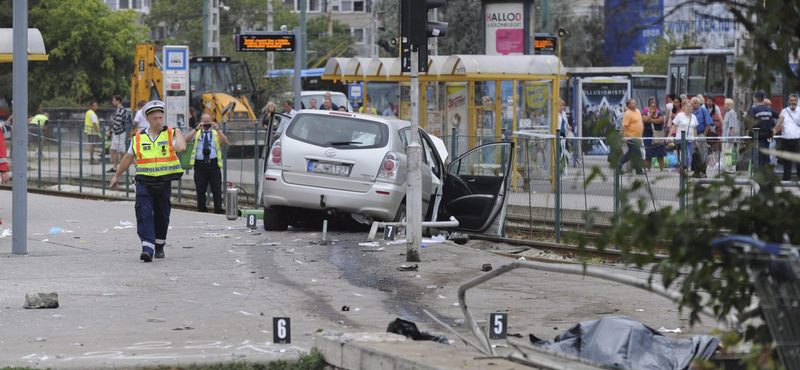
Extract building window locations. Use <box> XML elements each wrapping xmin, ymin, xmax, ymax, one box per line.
<box><xmin>347</xmin><ymin>28</ymin><xmax>364</xmax><ymax>43</ymax></box>
<box><xmin>353</xmin><ymin>0</ymin><xmax>364</xmax><ymax>12</ymax></box>
<box><xmin>341</xmin><ymin>0</ymin><xmax>352</xmax><ymax>11</ymax></box>
<box><xmin>120</xmin><ymin>0</ymin><xmax>129</xmax><ymax>9</ymax></box>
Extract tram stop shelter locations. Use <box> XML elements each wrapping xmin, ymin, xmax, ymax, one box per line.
<box><xmin>0</xmin><ymin>28</ymin><xmax>49</xmax><ymax>62</ymax></box>
<box><xmin>322</xmin><ymin>55</ymin><xmax>567</xmax><ymax>190</ymax></box>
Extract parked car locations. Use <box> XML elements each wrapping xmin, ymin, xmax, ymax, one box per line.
<box><xmin>260</xmin><ymin>110</ymin><xmax>514</xmax><ymax>235</ymax></box>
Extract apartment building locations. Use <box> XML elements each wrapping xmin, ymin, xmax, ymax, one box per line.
<box><xmin>281</xmin><ymin>0</ymin><xmax>376</xmax><ymax>57</ymax></box>
<box><xmin>103</xmin><ymin>0</ymin><xmax>151</xmax><ymax>14</ymax></box>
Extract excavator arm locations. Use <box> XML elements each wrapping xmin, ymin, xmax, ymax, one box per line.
<box><xmin>130</xmin><ymin>43</ymin><xmax>163</xmax><ymax>110</ymax></box>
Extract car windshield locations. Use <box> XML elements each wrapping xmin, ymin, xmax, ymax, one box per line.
<box><xmin>287</xmin><ymin>114</ymin><xmax>388</xmax><ymax>149</ymax></box>
<box><xmin>301</xmin><ymin>94</ymin><xmax>350</xmax><ymax>111</ymax></box>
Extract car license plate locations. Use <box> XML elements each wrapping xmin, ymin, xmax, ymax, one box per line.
<box><xmin>307</xmin><ymin>161</ymin><xmax>351</xmax><ymax>177</ymax></box>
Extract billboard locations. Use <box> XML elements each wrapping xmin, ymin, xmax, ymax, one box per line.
<box><xmin>662</xmin><ymin>0</ymin><xmax>735</xmax><ymax>48</ymax></box>
<box><xmin>579</xmin><ymin>81</ymin><xmax>630</xmax><ymax>155</ymax></box>
<box><xmin>604</xmin><ymin>0</ymin><xmax>664</xmax><ymax>67</ymax></box>
<box><xmin>446</xmin><ymin>84</ymin><xmax>469</xmax><ymax>137</ymax></box>
<box><xmin>485</xmin><ymin>2</ymin><xmax>525</xmax><ymax>55</ymax></box>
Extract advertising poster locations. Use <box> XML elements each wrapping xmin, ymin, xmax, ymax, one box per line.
<box><xmin>485</xmin><ymin>3</ymin><xmax>525</xmax><ymax>56</ymax></box>
<box><xmin>663</xmin><ymin>0</ymin><xmax>735</xmax><ymax>49</ymax></box>
<box><xmin>522</xmin><ymin>83</ymin><xmax>550</xmax><ymax>131</ymax></box>
<box><xmin>446</xmin><ymin>84</ymin><xmax>469</xmax><ymax>137</ymax></box>
<box><xmin>399</xmin><ymin>83</ymin><xmax>411</xmax><ymax>120</ymax></box>
<box><xmin>580</xmin><ymin>82</ymin><xmax>629</xmax><ymax>155</ymax></box>
<box><xmin>426</xmin><ymin>112</ymin><xmax>443</xmax><ymax>137</ymax></box>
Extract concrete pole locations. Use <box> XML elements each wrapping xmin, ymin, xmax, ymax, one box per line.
<box><xmin>203</xmin><ymin>0</ymin><xmax>209</xmax><ymax>55</ymax></box>
<box><xmin>406</xmin><ymin>46</ymin><xmax>423</xmax><ymax>263</ymax></box>
<box><xmin>300</xmin><ymin>0</ymin><xmax>307</xmax><ymax>68</ymax></box>
<box><xmin>267</xmin><ymin>0</ymin><xmax>274</xmax><ymax>71</ymax></box>
<box><xmin>294</xmin><ymin>27</ymin><xmax>302</xmax><ymax>110</ymax></box>
<box><xmin>12</xmin><ymin>0</ymin><xmax>28</xmax><ymax>255</ymax></box>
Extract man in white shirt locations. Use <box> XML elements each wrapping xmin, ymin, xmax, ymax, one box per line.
<box><xmin>131</xmin><ymin>100</ymin><xmax>148</xmax><ymax>138</ymax></box>
<box><xmin>774</xmin><ymin>94</ymin><xmax>800</xmax><ymax>181</ymax></box>
<box><xmin>283</xmin><ymin>101</ymin><xmax>298</xmax><ymax>118</ymax></box>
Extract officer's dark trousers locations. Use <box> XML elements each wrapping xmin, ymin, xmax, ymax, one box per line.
<box><xmin>135</xmin><ymin>182</ymin><xmax>171</xmax><ymax>255</ymax></box>
<box><xmin>194</xmin><ymin>159</ymin><xmax>223</xmax><ymax>213</ymax></box>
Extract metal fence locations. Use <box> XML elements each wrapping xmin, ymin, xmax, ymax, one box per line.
<box><xmin>10</xmin><ymin>121</ymin><xmax>787</xmax><ymax>241</ymax></box>
<box><xmin>16</xmin><ymin>119</ymin><xmax>266</xmax><ymax>212</ymax></box>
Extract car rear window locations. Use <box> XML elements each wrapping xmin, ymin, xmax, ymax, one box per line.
<box><xmin>286</xmin><ymin>114</ymin><xmax>389</xmax><ymax>149</ymax></box>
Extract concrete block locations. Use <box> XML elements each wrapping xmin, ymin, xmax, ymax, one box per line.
<box><xmin>315</xmin><ymin>335</ymin><xmax>344</xmax><ymax>368</ymax></box>
<box><xmin>24</xmin><ymin>292</ymin><xmax>59</xmax><ymax>309</ymax></box>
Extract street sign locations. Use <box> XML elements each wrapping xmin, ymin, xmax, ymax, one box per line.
<box><xmin>534</xmin><ymin>37</ymin><xmax>557</xmax><ymax>52</ymax></box>
<box><xmin>489</xmin><ymin>313</ymin><xmax>508</xmax><ymax>340</ymax></box>
<box><xmin>162</xmin><ymin>46</ymin><xmax>189</xmax><ymax>129</ymax></box>
<box><xmin>349</xmin><ymin>84</ymin><xmax>363</xmax><ymax>100</ymax></box>
<box><xmin>273</xmin><ymin>317</ymin><xmax>291</xmax><ymax>344</ymax></box>
<box><xmin>236</xmin><ymin>33</ymin><xmax>295</xmax><ymax>52</ymax></box>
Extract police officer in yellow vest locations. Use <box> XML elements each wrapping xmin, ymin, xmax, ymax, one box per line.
<box><xmin>185</xmin><ymin>113</ymin><xmax>229</xmax><ymax>214</ymax></box>
<box><xmin>29</xmin><ymin>112</ymin><xmax>49</xmax><ymax>154</ymax></box>
<box><xmin>84</xmin><ymin>101</ymin><xmax>102</xmax><ymax>164</ymax></box>
<box><xmin>110</xmin><ymin>100</ymin><xmax>187</xmax><ymax>262</ymax></box>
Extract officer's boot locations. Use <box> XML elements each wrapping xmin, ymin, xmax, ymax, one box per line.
<box><xmin>155</xmin><ymin>244</ymin><xmax>165</xmax><ymax>259</ymax></box>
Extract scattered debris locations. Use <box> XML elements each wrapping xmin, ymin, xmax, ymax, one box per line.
<box><xmin>396</xmin><ymin>264</ymin><xmax>419</xmax><ymax>272</ymax></box>
<box><xmin>41</xmin><ymin>239</ymin><xmax>48</xmax><ymax>243</ymax></box>
<box><xmin>48</xmin><ymin>227</ymin><xmax>62</xmax><ymax>235</ymax></box>
<box><xmin>438</xmin><ymin>295</ymin><xmax>446</xmax><ymax>299</ymax></box>
<box><xmin>239</xmin><ymin>311</ymin><xmax>254</xmax><ymax>316</ymax></box>
<box><xmin>481</xmin><ymin>263</ymin><xmax>493</xmax><ymax>272</ymax></box>
<box><xmin>341</xmin><ymin>306</ymin><xmax>350</xmax><ymax>312</ymax></box>
<box><xmin>359</xmin><ymin>242</ymin><xmax>380</xmax><ymax>247</ymax></box>
<box><xmin>65</xmin><ymin>220</ymin><xmax>79</xmax><ymax>223</ymax></box>
<box><xmin>120</xmin><ymin>221</ymin><xmax>134</xmax><ymax>227</ymax></box>
<box><xmin>52</xmin><ymin>315</ymin><xmax>63</xmax><ymax>319</ymax></box>
<box><xmin>233</xmin><ymin>243</ymin><xmax>256</xmax><ymax>246</ymax></box>
<box><xmin>24</xmin><ymin>292</ymin><xmax>59</xmax><ymax>309</ymax></box>
<box><xmin>387</xmin><ymin>318</ymin><xmax>449</xmax><ymax>344</ymax></box>
<box><xmin>636</xmin><ymin>309</ymin><xmax>645</xmax><ymax>312</ymax></box>
<box><xmin>36</xmin><ymin>338</ymin><xmax>47</xmax><ymax>342</ymax></box>
<box><xmin>426</xmin><ymin>285</ymin><xmax>438</xmax><ymax>289</ymax></box>
<box><xmin>173</xmin><ymin>327</ymin><xmax>195</xmax><ymax>331</ymax></box>
<box><xmin>263</xmin><ymin>242</ymin><xmax>280</xmax><ymax>246</ymax></box>
<box><xmin>447</xmin><ymin>232</ymin><xmax>469</xmax><ymax>245</ymax></box>
<box><xmin>147</xmin><ymin>318</ymin><xmax>166</xmax><ymax>323</ymax></box>
<box><xmin>0</xmin><ymin>229</ymin><xmax>10</xmax><ymax>238</ymax></box>
<box><xmin>353</xmin><ymin>292</ymin><xmax>365</xmax><ymax>297</ymax></box>
<box><xmin>658</xmin><ymin>327</ymin><xmax>682</xmax><ymax>333</ymax></box>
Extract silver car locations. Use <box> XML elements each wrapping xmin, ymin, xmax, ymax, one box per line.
<box><xmin>261</xmin><ymin>110</ymin><xmax>514</xmax><ymax>234</ymax></box>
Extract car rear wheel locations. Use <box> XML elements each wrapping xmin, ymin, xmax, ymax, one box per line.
<box><xmin>393</xmin><ymin>201</ymin><xmax>406</xmax><ymax>223</ymax></box>
<box><xmin>264</xmin><ymin>207</ymin><xmax>288</xmax><ymax>231</ymax></box>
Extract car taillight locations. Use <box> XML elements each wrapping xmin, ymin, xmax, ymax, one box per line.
<box><xmin>377</xmin><ymin>151</ymin><xmax>399</xmax><ymax>180</ymax></box>
<box><xmin>269</xmin><ymin>140</ymin><xmax>282</xmax><ymax>165</ymax></box>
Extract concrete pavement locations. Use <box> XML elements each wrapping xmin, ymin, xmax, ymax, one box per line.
<box><xmin>0</xmin><ymin>190</ymin><xmax>718</xmax><ymax>369</ymax></box>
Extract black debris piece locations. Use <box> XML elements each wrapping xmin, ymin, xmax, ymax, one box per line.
<box><xmin>386</xmin><ymin>318</ymin><xmax>448</xmax><ymax>344</ymax></box>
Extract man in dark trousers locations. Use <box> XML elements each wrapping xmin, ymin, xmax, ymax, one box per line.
<box><xmin>110</xmin><ymin>100</ymin><xmax>187</xmax><ymax>262</ymax></box>
<box><xmin>185</xmin><ymin>113</ymin><xmax>229</xmax><ymax>214</ymax></box>
<box><xmin>748</xmin><ymin>91</ymin><xmax>780</xmax><ymax>169</ymax></box>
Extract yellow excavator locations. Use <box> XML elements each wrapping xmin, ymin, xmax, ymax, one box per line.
<box><xmin>130</xmin><ymin>43</ymin><xmax>257</xmax><ymax>124</ymax></box>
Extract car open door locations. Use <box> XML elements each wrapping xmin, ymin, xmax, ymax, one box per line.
<box><xmin>440</xmin><ymin>142</ymin><xmax>514</xmax><ymax>234</ymax></box>
<box><xmin>258</xmin><ymin>113</ymin><xmax>291</xmax><ymax>203</ymax></box>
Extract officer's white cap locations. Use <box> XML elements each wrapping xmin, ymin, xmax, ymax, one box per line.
<box><xmin>143</xmin><ymin>100</ymin><xmax>165</xmax><ymax>116</ymax></box>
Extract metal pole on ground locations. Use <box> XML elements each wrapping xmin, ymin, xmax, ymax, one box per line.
<box><xmin>37</xmin><ymin>123</ymin><xmax>41</xmax><ymax>189</ymax></box>
<box><xmin>253</xmin><ymin>121</ymin><xmax>259</xmax><ymax>209</ymax></box>
<box><xmin>450</xmin><ymin>127</ymin><xmax>457</xmax><ymax>158</ymax></box>
<box><xmin>222</xmin><ymin>120</ymin><xmax>228</xmax><ymax>203</ymax></box>
<box><xmin>57</xmin><ymin>120</ymin><xmax>62</xmax><ymax>190</ymax></box>
<box><xmin>293</xmin><ymin>27</ymin><xmax>302</xmax><ymax>111</ymax></box>
<box><xmin>555</xmin><ymin>129</ymin><xmax>561</xmax><ymax>243</ymax></box>
<box><xmin>79</xmin><ymin>118</ymin><xmax>83</xmax><ymax>193</ymax></box>
<box><xmin>101</xmin><ymin>122</ymin><xmax>106</xmax><ymax>195</ymax></box>
<box><xmin>679</xmin><ymin>131</ymin><xmax>686</xmax><ymax>211</ymax></box>
<box><xmin>406</xmin><ymin>45</ymin><xmax>423</xmax><ymax>263</ymax></box>
<box><xmin>11</xmin><ymin>0</ymin><xmax>29</xmax><ymax>254</ymax></box>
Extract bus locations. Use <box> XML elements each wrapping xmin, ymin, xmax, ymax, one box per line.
<box><xmin>667</xmin><ymin>48</ymin><xmax>785</xmax><ymax>110</ymax></box>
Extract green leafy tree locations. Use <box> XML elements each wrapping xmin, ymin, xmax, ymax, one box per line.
<box><xmin>0</xmin><ymin>0</ymin><xmax>148</xmax><ymax>110</ymax></box>
<box><xmin>634</xmin><ymin>33</ymin><xmax>693</xmax><ymax>75</ymax></box>
<box><xmin>550</xmin><ymin>0</ymin><xmax>610</xmax><ymax>67</ymax></box>
<box><xmin>305</xmin><ymin>16</ymin><xmax>357</xmax><ymax>68</ymax></box>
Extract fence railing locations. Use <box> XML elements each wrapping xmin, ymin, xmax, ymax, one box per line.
<box><xmin>9</xmin><ymin>121</ymin><xmax>789</xmax><ymax>242</ymax></box>
<box><xmin>15</xmin><ymin>119</ymin><xmax>266</xmax><ymax>212</ymax></box>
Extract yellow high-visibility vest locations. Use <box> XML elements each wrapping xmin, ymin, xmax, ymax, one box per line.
<box><xmin>190</xmin><ymin>129</ymin><xmax>223</xmax><ymax>168</ymax></box>
<box><xmin>84</xmin><ymin>109</ymin><xmax>99</xmax><ymax>134</ymax></box>
<box><xmin>30</xmin><ymin>114</ymin><xmax>48</xmax><ymax>128</ymax></box>
<box><xmin>133</xmin><ymin>128</ymin><xmax>183</xmax><ymax>181</ymax></box>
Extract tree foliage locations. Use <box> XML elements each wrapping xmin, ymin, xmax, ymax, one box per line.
<box><xmin>573</xmin><ymin>120</ymin><xmax>799</xmax><ymax>365</ymax></box>
<box><xmin>550</xmin><ymin>0</ymin><xmax>610</xmax><ymax>67</ymax></box>
<box><xmin>634</xmin><ymin>33</ymin><xmax>693</xmax><ymax>75</ymax></box>
<box><xmin>0</xmin><ymin>0</ymin><xmax>148</xmax><ymax>110</ymax></box>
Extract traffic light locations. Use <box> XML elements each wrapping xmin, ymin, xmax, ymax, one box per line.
<box><xmin>401</xmin><ymin>0</ymin><xmax>448</xmax><ymax>72</ymax></box>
